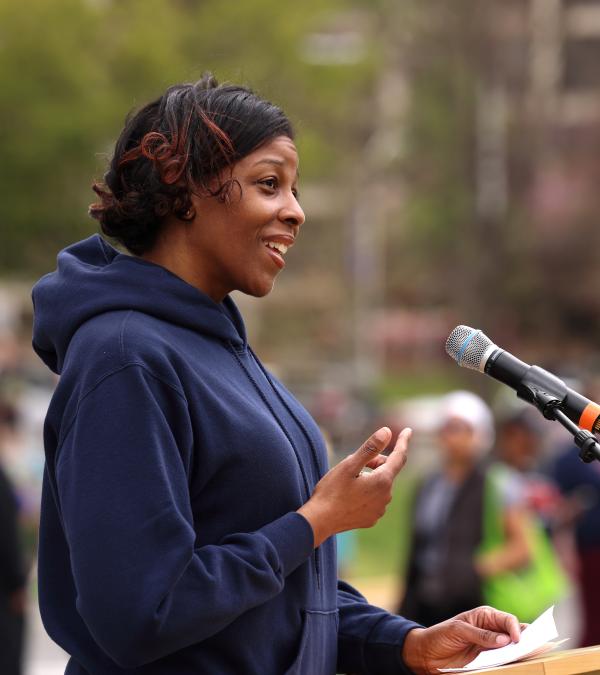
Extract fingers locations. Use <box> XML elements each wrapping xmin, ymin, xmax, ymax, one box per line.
<box><xmin>459</xmin><ymin>606</ymin><xmax>522</xmax><ymax>645</ymax></box>
<box><xmin>364</xmin><ymin>455</ymin><xmax>388</xmax><ymax>470</ymax></box>
<box><xmin>476</xmin><ymin>607</ymin><xmax>522</xmax><ymax>644</ymax></box>
<box><xmin>501</xmin><ymin>613</ymin><xmax>521</xmax><ymax>644</ymax></box>
<box><xmin>456</xmin><ymin>621</ymin><xmax>511</xmax><ymax>649</ymax></box>
<box><xmin>380</xmin><ymin>428</ymin><xmax>412</xmax><ymax>478</ymax></box>
<box><xmin>347</xmin><ymin>427</ymin><xmax>392</xmax><ymax>472</ymax></box>
<box><xmin>505</xmin><ymin>615</ymin><xmax>522</xmax><ymax>644</ymax></box>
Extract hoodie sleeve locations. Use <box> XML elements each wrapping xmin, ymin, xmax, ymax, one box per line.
<box><xmin>54</xmin><ymin>363</ymin><xmax>314</xmax><ymax>669</ymax></box>
<box><xmin>337</xmin><ymin>580</ymin><xmax>422</xmax><ymax>675</ymax></box>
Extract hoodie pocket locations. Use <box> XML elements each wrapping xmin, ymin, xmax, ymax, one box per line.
<box><xmin>284</xmin><ymin>608</ymin><xmax>339</xmax><ymax>675</ymax></box>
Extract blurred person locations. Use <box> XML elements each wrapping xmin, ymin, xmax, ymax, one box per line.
<box><xmin>496</xmin><ymin>408</ymin><xmax>544</xmax><ymax>474</ymax></box>
<box><xmin>550</xmin><ymin>437</ymin><xmax>600</xmax><ymax>646</ymax></box>
<box><xmin>31</xmin><ymin>75</ymin><xmax>521</xmax><ymax>675</ymax></box>
<box><xmin>495</xmin><ymin>408</ymin><xmax>563</xmax><ymax>528</ymax></box>
<box><xmin>399</xmin><ymin>391</ymin><xmax>538</xmax><ymax>626</ymax></box>
<box><xmin>492</xmin><ymin>409</ymin><xmax>568</xmax><ymax>617</ymax></box>
<box><xmin>0</xmin><ymin>399</ymin><xmax>28</xmax><ymax>675</ymax></box>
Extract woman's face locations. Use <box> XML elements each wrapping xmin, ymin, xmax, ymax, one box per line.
<box><xmin>183</xmin><ymin>135</ymin><xmax>304</xmax><ymax>301</ymax></box>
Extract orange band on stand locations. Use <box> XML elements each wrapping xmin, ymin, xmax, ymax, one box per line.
<box><xmin>579</xmin><ymin>402</ymin><xmax>600</xmax><ymax>432</ymax></box>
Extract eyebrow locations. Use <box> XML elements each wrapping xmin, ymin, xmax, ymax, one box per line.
<box><xmin>253</xmin><ymin>158</ymin><xmax>285</xmax><ymax>167</ymax></box>
<box><xmin>253</xmin><ymin>157</ymin><xmax>300</xmax><ymax>179</ymax></box>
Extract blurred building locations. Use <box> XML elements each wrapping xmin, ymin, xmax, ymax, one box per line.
<box><xmin>365</xmin><ymin>0</ymin><xmax>600</xmax><ymax>378</ymax></box>
<box><xmin>476</xmin><ymin>0</ymin><xmax>600</xmax><ymax>345</ymax></box>
<box><xmin>258</xmin><ymin>0</ymin><xmax>600</xmax><ymax>390</ymax></box>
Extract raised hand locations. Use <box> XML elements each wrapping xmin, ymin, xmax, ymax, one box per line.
<box><xmin>297</xmin><ymin>427</ymin><xmax>412</xmax><ymax>547</ymax></box>
<box><xmin>402</xmin><ymin>606</ymin><xmax>522</xmax><ymax>675</ymax></box>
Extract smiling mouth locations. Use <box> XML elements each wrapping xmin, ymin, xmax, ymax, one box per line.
<box><xmin>262</xmin><ymin>240</ymin><xmax>288</xmax><ymax>269</ymax></box>
<box><xmin>264</xmin><ymin>241</ymin><xmax>288</xmax><ymax>256</ymax></box>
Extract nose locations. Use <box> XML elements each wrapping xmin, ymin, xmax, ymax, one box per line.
<box><xmin>279</xmin><ymin>193</ymin><xmax>305</xmax><ymax>232</ymax></box>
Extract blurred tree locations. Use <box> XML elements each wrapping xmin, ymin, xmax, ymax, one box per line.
<box><xmin>386</xmin><ymin>1</ymin><xmax>483</xmax><ymax>311</ymax></box>
<box><xmin>0</xmin><ymin>0</ymin><xmax>377</xmax><ymax>275</ymax></box>
<box><xmin>6</xmin><ymin>0</ymin><xmax>600</xmax><ymax>376</ymax></box>
<box><xmin>0</xmin><ymin>0</ymin><xmax>188</xmax><ymax>272</ymax></box>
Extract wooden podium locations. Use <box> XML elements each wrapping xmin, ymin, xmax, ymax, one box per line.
<box><xmin>477</xmin><ymin>646</ymin><xmax>600</xmax><ymax>674</ymax></box>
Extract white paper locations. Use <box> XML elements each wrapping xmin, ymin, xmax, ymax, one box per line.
<box><xmin>439</xmin><ymin>606</ymin><xmax>560</xmax><ymax>672</ymax></box>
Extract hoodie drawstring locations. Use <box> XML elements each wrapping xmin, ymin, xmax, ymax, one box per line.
<box><xmin>227</xmin><ymin>343</ymin><xmax>322</xmax><ymax>588</ymax></box>
<box><xmin>247</xmin><ymin>346</ymin><xmax>324</xmax><ymax>478</ymax></box>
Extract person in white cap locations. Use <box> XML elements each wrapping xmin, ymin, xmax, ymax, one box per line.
<box><xmin>399</xmin><ymin>391</ymin><xmax>531</xmax><ymax>626</ymax></box>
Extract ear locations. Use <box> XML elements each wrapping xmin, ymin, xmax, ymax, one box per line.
<box><xmin>181</xmin><ymin>205</ymin><xmax>196</xmax><ymax>221</ymax></box>
<box><xmin>174</xmin><ymin>194</ymin><xmax>196</xmax><ymax>222</ymax></box>
<box><xmin>216</xmin><ymin>178</ymin><xmax>242</xmax><ymax>204</ymax></box>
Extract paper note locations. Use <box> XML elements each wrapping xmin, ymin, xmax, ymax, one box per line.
<box><xmin>439</xmin><ymin>606</ymin><xmax>563</xmax><ymax>672</ymax></box>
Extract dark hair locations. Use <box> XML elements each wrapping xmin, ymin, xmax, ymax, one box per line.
<box><xmin>90</xmin><ymin>73</ymin><xmax>294</xmax><ymax>255</ymax></box>
<box><xmin>498</xmin><ymin>408</ymin><xmax>544</xmax><ymax>436</ymax></box>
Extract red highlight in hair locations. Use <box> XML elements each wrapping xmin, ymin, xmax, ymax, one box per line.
<box><xmin>198</xmin><ymin>109</ymin><xmax>235</xmax><ymax>158</ymax></box>
<box><xmin>117</xmin><ymin>109</ymin><xmax>234</xmax><ymax>188</ymax></box>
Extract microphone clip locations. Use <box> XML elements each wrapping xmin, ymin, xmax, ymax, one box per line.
<box><xmin>528</xmin><ymin>387</ymin><xmax>600</xmax><ymax>464</ymax></box>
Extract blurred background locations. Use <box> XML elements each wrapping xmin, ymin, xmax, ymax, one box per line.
<box><xmin>2</xmin><ymin>0</ymin><xmax>600</xmax><ymax>672</ymax></box>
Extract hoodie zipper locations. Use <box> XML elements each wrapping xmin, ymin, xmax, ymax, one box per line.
<box><xmin>229</xmin><ymin>344</ymin><xmax>323</xmax><ymax>589</ymax></box>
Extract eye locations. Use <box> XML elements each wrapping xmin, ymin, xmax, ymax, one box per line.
<box><xmin>258</xmin><ymin>177</ymin><xmax>278</xmax><ymax>191</ymax></box>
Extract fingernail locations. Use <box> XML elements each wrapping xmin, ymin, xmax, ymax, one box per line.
<box><xmin>374</xmin><ymin>428</ymin><xmax>390</xmax><ymax>443</ymax></box>
<box><xmin>496</xmin><ymin>634</ymin><xmax>510</xmax><ymax>645</ymax></box>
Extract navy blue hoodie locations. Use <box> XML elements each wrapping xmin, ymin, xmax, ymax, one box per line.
<box><xmin>32</xmin><ymin>235</ymin><xmax>420</xmax><ymax>675</ymax></box>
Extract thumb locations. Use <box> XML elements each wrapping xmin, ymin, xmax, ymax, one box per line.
<box><xmin>347</xmin><ymin>427</ymin><xmax>392</xmax><ymax>472</ymax></box>
<box><xmin>456</xmin><ymin>622</ymin><xmax>511</xmax><ymax>650</ymax></box>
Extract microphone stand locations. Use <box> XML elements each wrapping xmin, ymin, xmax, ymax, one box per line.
<box><xmin>528</xmin><ymin>389</ymin><xmax>600</xmax><ymax>464</ymax></box>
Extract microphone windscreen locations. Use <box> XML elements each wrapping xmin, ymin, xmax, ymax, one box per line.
<box><xmin>445</xmin><ymin>325</ymin><xmax>495</xmax><ymax>371</ymax></box>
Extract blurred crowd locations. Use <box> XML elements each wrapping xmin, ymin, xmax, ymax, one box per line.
<box><xmin>310</xmin><ymin>381</ymin><xmax>600</xmax><ymax>649</ymax></box>
<box><xmin>2</xmin><ymin>306</ymin><xmax>600</xmax><ymax>672</ymax></box>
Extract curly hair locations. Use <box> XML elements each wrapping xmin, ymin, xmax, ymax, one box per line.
<box><xmin>89</xmin><ymin>73</ymin><xmax>294</xmax><ymax>255</ymax></box>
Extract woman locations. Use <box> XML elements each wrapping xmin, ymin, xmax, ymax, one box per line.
<box><xmin>32</xmin><ymin>75</ymin><xmax>520</xmax><ymax>674</ymax></box>
<box><xmin>400</xmin><ymin>391</ymin><xmax>533</xmax><ymax>627</ymax></box>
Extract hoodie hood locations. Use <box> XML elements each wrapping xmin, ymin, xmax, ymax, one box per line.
<box><xmin>32</xmin><ymin>235</ymin><xmax>247</xmax><ymax>374</ymax></box>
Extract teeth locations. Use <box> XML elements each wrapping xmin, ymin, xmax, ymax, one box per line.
<box><xmin>265</xmin><ymin>241</ymin><xmax>288</xmax><ymax>255</ymax></box>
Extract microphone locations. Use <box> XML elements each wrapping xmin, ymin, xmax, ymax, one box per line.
<box><xmin>445</xmin><ymin>325</ymin><xmax>600</xmax><ymax>435</ymax></box>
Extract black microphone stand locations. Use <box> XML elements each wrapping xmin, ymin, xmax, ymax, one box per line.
<box><xmin>527</xmin><ymin>388</ymin><xmax>600</xmax><ymax>464</ymax></box>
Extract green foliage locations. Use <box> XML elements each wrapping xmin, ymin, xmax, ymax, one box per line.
<box><xmin>401</xmin><ymin>39</ymin><xmax>477</xmax><ymax>273</ymax></box>
<box><xmin>0</xmin><ymin>0</ymin><xmax>377</xmax><ymax>275</ymax></box>
<box><xmin>383</xmin><ymin>1</ymin><xmax>489</xmax><ymax>310</ymax></box>
<box><xmin>375</xmin><ymin>368</ymin><xmax>464</xmax><ymax>404</ymax></box>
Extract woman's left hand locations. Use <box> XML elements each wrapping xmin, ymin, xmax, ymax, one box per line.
<box><xmin>401</xmin><ymin>606</ymin><xmax>521</xmax><ymax>675</ymax></box>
